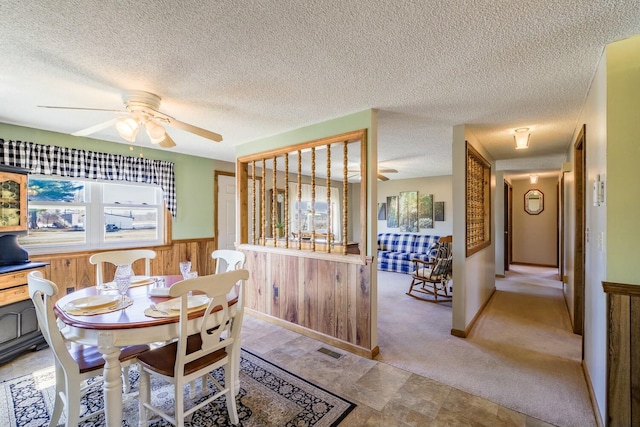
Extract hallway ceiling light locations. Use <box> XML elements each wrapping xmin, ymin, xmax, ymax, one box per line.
<box><xmin>530</xmin><ymin>174</ymin><xmax>538</xmax><ymax>184</ymax></box>
<box><xmin>514</xmin><ymin>128</ymin><xmax>530</xmax><ymax>150</ymax></box>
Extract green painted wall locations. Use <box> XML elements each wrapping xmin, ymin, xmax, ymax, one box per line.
<box><xmin>606</xmin><ymin>35</ymin><xmax>640</xmax><ymax>284</ymax></box>
<box><xmin>0</xmin><ymin>122</ymin><xmax>232</xmax><ymax>239</ymax></box>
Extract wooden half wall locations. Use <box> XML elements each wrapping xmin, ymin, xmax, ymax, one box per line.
<box><xmin>603</xmin><ymin>281</ymin><xmax>640</xmax><ymax>427</ymax></box>
<box><xmin>240</xmin><ymin>244</ymin><xmax>377</xmax><ymax>358</ymax></box>
<box><xmin>29</xmin><ymin>238</ymin><xmax>215</xmax><ymax>301</ymax></box>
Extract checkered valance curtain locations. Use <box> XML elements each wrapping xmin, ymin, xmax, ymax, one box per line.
<box><xmin>0</xmin><ymin>139</ymin><xmax>177</xmax><ymax>217</ymax></box>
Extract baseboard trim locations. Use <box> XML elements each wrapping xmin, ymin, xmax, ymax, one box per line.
<box><xmin>582</xmin><ymin>360</ymin><xmax>604</xmax><ymax>427</ymax></box>
<box><xmin>246</xmin><ymin>308</ymin><xmax>379</xmax><ymax>359</ymax></box>
<box><xmin>510</xmin><ymin>261</ymin><xmax>558</xmax><ymax>268</ymax></box>
<box><xmin>450</xmin><ymin>287</ymin><xmax>496</xmax><ymax>338</ymax></box>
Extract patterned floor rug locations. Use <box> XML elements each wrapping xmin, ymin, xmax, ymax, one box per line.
<box><xmin>0</xmin><ymin>349</ymin><xmax>355</xmax><ymax>427</ymax></box>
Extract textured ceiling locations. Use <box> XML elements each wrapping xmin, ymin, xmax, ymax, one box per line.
<box><xmin>1</xmin><ymin>1</ymin><xmax>639</xmax><ymax>180</ymax></box>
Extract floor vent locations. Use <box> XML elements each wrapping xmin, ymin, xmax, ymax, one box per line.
<box><xmin>317</xmin><ymin>347</ymin><xmax>342</xmax><ymax>359</ymax></box>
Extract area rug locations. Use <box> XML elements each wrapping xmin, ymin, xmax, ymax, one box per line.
<box><xmin>0</xmin><ymin>349</ymin><xmax>355</xmax><ymax>427</ymax></box>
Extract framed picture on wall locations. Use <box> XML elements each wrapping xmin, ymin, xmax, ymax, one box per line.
<box><xmin>434</xmin><ymin>201</ymin><xmax>444</xmax><ymax>221</ymax></box>
<box><xmin>377</xmin><ymin>202</ymin><xmax>387</xmax><ymax>220</ymax></box>
<box><xmin>418</xmin><ymin>193</ymin><xmax>434</xmax><ymax>229</ymax></box>
<box><xmin>399</xmin><ymin>191</ymin><xmax>418</xmax><ymax>232</ymax></box>
<box><xmin>386</xmin><ymin>195</ymin><xmax>398</xmax><ymax>228</ymax></box>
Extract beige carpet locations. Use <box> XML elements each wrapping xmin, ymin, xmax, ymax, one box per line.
<box><xmin>375</xmin><ymin>266</ymin><xmax>596</xmax><ymax>427</ymax></box>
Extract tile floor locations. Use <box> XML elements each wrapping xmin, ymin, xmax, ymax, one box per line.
<box><xmin>0</xmin><ymin>313</ymin><xmax>558</xmax><ymax>427</ymax></box>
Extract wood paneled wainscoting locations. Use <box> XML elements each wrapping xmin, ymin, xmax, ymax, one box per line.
<box><xmin>240</xmin><ymin>244</ymin><xmax>378</xmax><ymax>359</ymax></box>
<box><xmin>29</xmin><ymin>238</ymin><xmax>216</xmax><ymax>302</ymax></box>
<box><xmin>603</xmin><ymin>281</ymin><xmax>640</xmax><ymax>427</ymax></box>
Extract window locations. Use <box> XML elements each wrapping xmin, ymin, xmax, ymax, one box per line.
<box><xmin>19</xmin><ymin>176</ymin><xmax>165</xmax><ymax>253</ymax></box>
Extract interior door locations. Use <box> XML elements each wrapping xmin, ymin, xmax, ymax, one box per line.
<box><xmin>503</xmin><ymin>180</ymin><xmax>512</xmax><ymax>272</ymax></box>
<box><xmin>216</xmin><ymin>173</ymin><xmax>236</xmax><ymax>250</ymax></box>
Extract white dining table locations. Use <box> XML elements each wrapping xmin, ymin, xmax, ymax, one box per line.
<box><xmin>55</xmin><ymin>275</ymin><xmax>241</xmax><ymax>427</ymax></box>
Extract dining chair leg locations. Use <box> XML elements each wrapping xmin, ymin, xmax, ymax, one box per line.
<box><xmin>48</xmin><ymin>365</ymin><xmax>65</xmax><ymax>427</ymax></box>
<box><xmin>138</xmin><ymin>369</ymin><xmax>150</xmax><ymax>427</ymax></box>
<box><xmin>65</xmin><ymin>377</ymin><xmax>81</xmax><ymax>427</ymax></box>
<box><xmin>175</xmin><ymin>381</ymin><xmax>186</xmax><ymax>427</ymax></box>
<box><xmin>225</xmin><ymin>366</ymin><xmax>239</xmax><ymax>425</ymax></box>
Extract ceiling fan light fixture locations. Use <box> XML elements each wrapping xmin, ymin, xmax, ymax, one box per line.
<box><xmin>514</xmin><ymin>127</ymin><xmax>530</xmax><ymax>150</ymax></box>
<box><xmin>115</xmin><ymin>116</ymin><xmax>139</xmax><ymax>142</ymax></box>
<box><xmin>145</xmin><ymin>119</ymin><xmax>166</xmax><ymax>144</ymax></box>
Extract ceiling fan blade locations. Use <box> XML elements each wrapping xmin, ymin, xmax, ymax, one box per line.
<box><xmin>378</xmin><ymin>168</ymin><xmax>398</xmax><ymax>173</ymax></box>
<box><xmin>38</xmin><ymin>105</ymin><xmax>124</xmax><ymax>113</ymax></box>
<box><xmin>151</xmin><ymin>110</ymin><xmax>222</xmax><ymax>142</ymax></box>
<box><xmin>158</xmin><ymin>133</ymin><xmax>177</xmax><ymax>148</ymax></box>
<box><xmin>71</xmin><ymin>118</ymin><xmax>119</xmax><ymax>137</ymax></box>
<box><xmin>377</xmin><ymin>174</ymin><xmax>390</xmax><ymax>181</ymax></box>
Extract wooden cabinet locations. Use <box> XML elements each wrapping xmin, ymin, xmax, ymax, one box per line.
<box><xmin>0</xmin><ymin>166</ymin><xmax>28</xmax><ymax>233</ymax></box>
<box><xmin>0</xmin><ymin>263</ymin><xmax>48</xmax><ymax>364</ymax></box>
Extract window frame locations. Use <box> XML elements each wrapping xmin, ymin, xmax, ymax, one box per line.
<box><xmin>21</xmin><ymin>175</ymin><xmax>167</xmax><ymax>254</ymax></box>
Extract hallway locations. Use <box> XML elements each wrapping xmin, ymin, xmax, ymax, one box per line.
<box><xmin>376</xmin><ymin>265</ymin><xmax>595</xmax><ymax>427</ymax></box>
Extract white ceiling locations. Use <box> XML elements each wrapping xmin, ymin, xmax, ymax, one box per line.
<box><xmin>1</xmin><ymin>1</ymin><xmax>639</xmax><ymax>181</ymax></box>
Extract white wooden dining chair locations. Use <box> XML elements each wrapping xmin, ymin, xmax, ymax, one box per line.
<box><xmin>89</xmin><ymin>249</ymin><xmax>156</xmax><ymax>284</ymax></box>
<box><xmin>137</xmin><ymin>269</ymin><xmax>249</xmax><ymax>427</ymax></box>
<box><xmin>211</xmin><ymin>249</ymin><xmax>246</xmax><ymax>273</ymax></box>
<box><xmin>27</xmin><ymin>271</ymin><xmax>149</xmax><ymax>427</ymax></box>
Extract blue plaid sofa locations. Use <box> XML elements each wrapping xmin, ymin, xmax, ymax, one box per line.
<box><xmin>377</xmin><ymin>233</ymin><xmax>441</xmax><ymax>273</ymax></box>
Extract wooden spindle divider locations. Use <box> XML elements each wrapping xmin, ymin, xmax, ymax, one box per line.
<box><xmin>311</xmin><ymin>146</ymin><xmax>316</xmax><ymax>252</ymax></box>
<box><xmin>297</xmin><ymin>150</ymin><xmax>302</xmax><ymax>250</ymax></box>
<box><xmin>343</xmin><ymin>141</ymin><xmax>348</xmax><ymax>254</ymax></box>
<box><xmin>326</xmin><ymin>144</ymin><xmax>331</xmax><ymax>253</ymax></box>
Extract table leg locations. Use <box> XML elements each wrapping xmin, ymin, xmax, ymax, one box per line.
<box><xmin>98</xmin><ymin>332</ymin><xmax>123</xmax><ymax>427</ymax></box>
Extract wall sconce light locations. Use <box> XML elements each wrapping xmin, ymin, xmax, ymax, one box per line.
<box><xmin>529</xmin><ymin>174</ymin><xmax>538</xmax><ymax>184</ymax></box>
<box><xmin>514</xmin><ymin>128</ymin><xmax>530</xmax><ymax>150</ymax></box>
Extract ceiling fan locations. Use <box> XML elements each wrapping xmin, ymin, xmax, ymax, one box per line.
<box><xmin>347</xmin><ymin>166</ymin><xmax>398</xmax><ymax>181</ymax></box>
<box><xmin>38</xmin><ymin>90</ymin><xmax>222</xmax><ymax>148</ymax></box>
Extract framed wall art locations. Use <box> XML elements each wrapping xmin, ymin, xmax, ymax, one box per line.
<box><xmin>386</xmin><ymin>195</ymin><xmax>398</xmax><ymax>228</ymax></box>
<box><xmin>434</xmin><ymin>201</ymin><xmax>444</xmax><ymax>222</ymax></box>
<box><xmin>399</xmin><ymin>191</ymin><xmax>418</xmax><ymax>232</ymax></box>
<box><xmin>377</xmin><ymin>202</ymin><xmax>387</xmax><ymax>220</ymax></box>
<box><xmin>418</xmin><ymin>193</ymin><xmax>434</xmax><ymax>229</ymax></box>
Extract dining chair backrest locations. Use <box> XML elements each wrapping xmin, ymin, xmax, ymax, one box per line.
<box><xmin>89</xmin><ymin>249</ymin><xmax>156</xmax><ymax>284</ymax></box>
<box><xmin>169</xmin><ymin>269</ymin><xmax>249</xmax><ymax>371</ymax></box>
<box><xmin>211</xmin><ymin>249</ymin><xmax>246</xmax><ymax>274</ymax></box>
<box><xmin>27</xmin><ymin>271</ymin><xmax>75</xmax><ymax>372</ymax></box>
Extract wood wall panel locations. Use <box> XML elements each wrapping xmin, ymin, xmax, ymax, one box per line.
<box><xmin>241</xmin><ymin>246</ymin><xmax>375</xmax><ymax>357</ymax></box>
<box><xmin>317</xmin><ymin>259</ymin><xmax>336</xmax><ymax>336</ymax></box>
<box><xmin>281</xmin><ymin>255</ymin><xmax>298</xmax><ymax>324</ymax></box>
<box><xmin>603</xmin><ymin>282</ymin><xmax>640</xmax><ymax>427</ymax></box>
<box><xmin>244</xmin><ymin>249</ymin><xmax>264</xmax><ymax>312</ymax></box>
<box><xmin>29</xmin><ymin>238</ymin><xmax>216</xmax><ymax>291</ymax></box>
<box><xmin>347</xmin><ymin>263</ymin><xmax>358</xmax><ymax>344</ymax></box>
<box><xmin>631</xmin><ymin>297</ymin><xmax>640</xmax><ymax>426</ymax></box>
<box><xmin>271</xmin><ymin>253</ymin><xmax>283</xmax><ymax>319</ymax></box>
<box><xmin>302</xmin><ymin>257</ymin><xmax>318</xmax><ymax>331</ymax></box>
<box><xmin>335</xmin><ymin>262</ymin><xmax>348</xmax><ymax>341</ymax></box>
<box><xmin>356</xmin><ymin>263</ymin><xmax>371</xmax><ymax>348</ymax></box>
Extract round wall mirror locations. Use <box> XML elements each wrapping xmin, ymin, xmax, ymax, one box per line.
<box><xmin>524</xmin><ymin>189</ymin><xmax>544</xmax><ymax>215</ymax></box>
